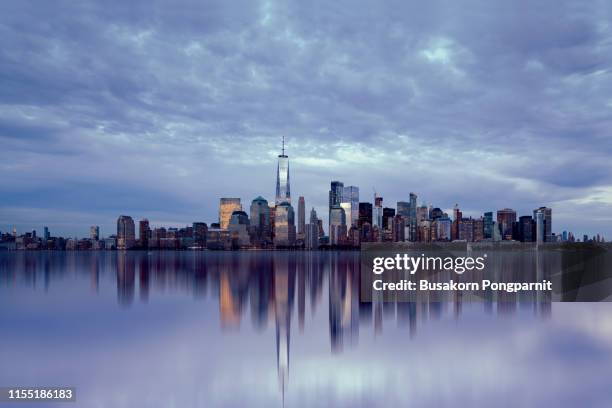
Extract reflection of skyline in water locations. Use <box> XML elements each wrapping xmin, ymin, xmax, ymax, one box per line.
<box><xmin>0</xmin><ymin>251</ymin><xmax>553</xmax><ymax>401</ymax></box>
<box><xmin>0</xmin><ymin>251</ymin><xmax>553</xmax><ymax>336</ymax></box>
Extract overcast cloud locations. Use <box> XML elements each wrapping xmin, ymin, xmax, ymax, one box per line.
<box><xmin>1</xmin><ymin>0</ymin><xmax>611</xmax><ymax>237</ymax></box>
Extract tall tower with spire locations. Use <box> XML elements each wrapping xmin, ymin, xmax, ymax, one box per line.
<box><xmin>275</xmin><ymin>137</ymin><xmax>291</xmax><ymax>205</ymax></box>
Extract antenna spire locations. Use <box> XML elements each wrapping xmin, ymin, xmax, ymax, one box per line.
<box><xmin>282</xmin><ymin>136</ymin><xmax>285</xmax><ymax>156</ymax></box>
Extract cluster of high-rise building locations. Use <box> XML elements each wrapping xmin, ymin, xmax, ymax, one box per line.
<box><xmin>0</xmin><ymin>139</ymin><xmax>605</xmax><ymax>251</ymax></box>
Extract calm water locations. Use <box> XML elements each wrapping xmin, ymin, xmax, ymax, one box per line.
<box><xmin>1</xmin><ymin>251</ymin><xmax>611</xmax><ymax>408</ymax></box>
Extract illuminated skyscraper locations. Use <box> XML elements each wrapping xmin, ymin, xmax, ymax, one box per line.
<box><xmin>275</xmin><ymin>137</ymin><xmax>291</xmax><ymax>205</ymax></box>
<box><xmin>219</xmin><ymin>198</ymin><xmax>242</xmax><ymax>230</ymax></box>
<box><xmin>342</xmin><ymin>186</ymin><xmax>359</xmax><ymax>228</ymax></box>
<box><xmin>340</xmin><ymin>202</ymin><xmax>352</xmax><ymax>228</ymax></box>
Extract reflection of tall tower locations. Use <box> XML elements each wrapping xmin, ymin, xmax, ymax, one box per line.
<box><xmin>220</xmin><ymin>271</ymin><xmax>241</xmax><ymax>328</ymax></box>
<box><xmin>90</xmin><ymin>254</ymin><xmax>99</xmax><ymax>293</ymax></box>
<box><xmin>274</xmin><ymin>255</ymin><xmax>295</xmax><ymax>403</ymax></box>
<box><xmin>275</xmin><ymin>137</ymin><xmax>291</xmax><ymax>205</ymax></box>
<box><xmin>116</xmin><ymin>252</ymin><xmax>135</xmax><ymax>307</ymax></box>
<box><xmin>329</xmin><ymin>253</ymin><xmax>359</xmax><ymax>352</ymax></box>
<box><xmin>139</xmin><ymin>253</ymin><xmax>150</xmax><ymax>302</ymax></box>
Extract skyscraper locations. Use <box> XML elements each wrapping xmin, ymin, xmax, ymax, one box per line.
<box><xmin>229</xmin><ymin>210</ymin><xmax>251</xmax><ymax>247</ymax></box>
<box><xmin>329</xmin><ymin>181</ymin><xmax>344</xmax><ymax>208</ymax></box>
<box><xmin>117</xmin><ymin>215</ymin><xmax>135</xmax><ymax>250</ymax></box>
<box><xmin>297</xmin><ymin>196</ymin><xmax>305</xmax><ymax>239</ymax></box>
<box><xmin>250</xmin><ymin>196</ymin><xmax>271</xmax><ymax>242</ymax></box>
<box><xmin>409</xmin><ymin>193</ymin><xmax>417</xmax><ymax>242</ymax></box>
<box><xmin>342</xmin><ymin>186</ymin><xmax>359</xmax><ymax>228</ymax></box>
<box><xmin>193</xmin><ymin>222</ymin><xmax>208</xmax><ymax>247</ymax></box>
<box><xmin>392</xmin><ymin>215</ymin><xmax>406</xmax><ymax>242</ymax></box>
<box><xmin>90</xmin><ymin>225</ymin><xmax>100</xmax><ymax>241</ymax></box>
<box><xmin>275</xmin><ymin>137</ymin><xmax>291</xmax><ymax>205</ymax></box>
<box><xmin>483</xmin><ymin>212</ymin><xmax>494</xmax><ymax>239</ymax></box>
<box><xmin>430</xmin><ymin>207</ymin><xmax>444</xmax><ymax>220</ymax></box>
<box><xmin>305</xmin><ymin>207</ymin><xmax>319</xmax><ymax>250</ymax></box>
<box><xmin>373</xmin><ymin>195</ymin><xmax>383</xmax><ymax>229</ymax></box>
<box><xmin>497</xmin><ymin>208</ymin><xmax>517</xmax><ymax>240</ymax></box>
<box><xmin>533</xmin><ymin>207</ymin><xmax>552</xmax><ymax>242</ymax></box>
<box><xmin>518</xmin><ymin>215</ymin><xmax>535</xmax><ymax>242</ymax></box>
<box><xmin>329</xmin><ymin>181</ymin><xmax>344</xmax><ymax>231</ymax></box>
<box><xmin>382</xmin><ymin>207</ymin><xmax>395</xmax><ymax>230</ymax></box>
<box><xmin>329</xmin><ymin>206</ymin><xmax>346</xmax><ymax>245</ymax></box>
<box><xmin>458</xmin><ymin>217</ymin><xmax>474</xmax><ymax>242</ymax></box>
<box><xmin>535</xmin><ymin>211</ymin><xmax>545</xmax><ymax>243</ymax></box>
<box><xmin>473</xmin><ymin>218</ymin><xmax>485</xmax><ymax>242</ymax></box>
<box><xmin>139</xmin><ymin>219</ymin><xmax>150</xmax><ymax>247</ymax></box>
<box><xmin>397</xmin><ymin>202</ymin><xmax>410</xmax><ymax>217</ymax></box>
<box><xmin>452</xmin><ymin>204</ymin><xmax>462</xmax><ymax>240</ymax></box>
<box><xmin>417</xmin><ymin>203</ymin><xmax>428</xmax><ymax>224</ymax></box>
<box><xmin>358</xmin><ymin>202</ymin><xmax>373</xmax><ymax>227</ymax></box>
<box><xmin>340</xmin><ymin>202</ymin><xmax>352</xmax><ymax>228</ymax></box>
<box><xmin>274</xmin><ymin>201</ymin><xmax>296</xmax><ymax>246</ymax></box>
<box><xmin>219</xmin><ymin>198</ymin><xmax>242</xmax><ymax>230</ymax></box>
<box><xmin>43</xmin><ymin>226</ymin><xmax>50</xmax><ymax>241</ymax></box>
<box><xmin>436</xmin><ymin>216</ymin><xmax>452</xmax><ymax>241</ymax></box>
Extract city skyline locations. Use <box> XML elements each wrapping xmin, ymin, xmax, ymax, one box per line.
<box><xmin>0</xmin><ymin>139</ymin><xmax>598</xmax><ymax>242</ymax></box>
<box><xmin>2</xmin><ymin>1</ymin><xmax>612</xmax><ymax>237</ymax></box>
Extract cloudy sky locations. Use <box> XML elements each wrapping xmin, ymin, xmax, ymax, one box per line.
<box><xmin>1</xmin><ymin>0</ymin><xmax>611</xmax><ymax>238</ymax></box>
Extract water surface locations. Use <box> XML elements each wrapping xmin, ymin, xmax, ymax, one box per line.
<box><xmin>1</xmin><ymin>251</ymin><xmax>611</xmax><ymax>407</ymax></box>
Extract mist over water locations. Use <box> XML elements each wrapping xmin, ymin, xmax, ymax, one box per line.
<box><xmin>1</xmin><ymin>251</ymin><xmax>611</xmax><ymax>407</ymax></box>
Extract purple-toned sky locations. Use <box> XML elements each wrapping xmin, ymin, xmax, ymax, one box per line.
<box><xmin>1</xmin><ymin>0</ymin><xmax>611</xmax><ymax>238</ymax></box>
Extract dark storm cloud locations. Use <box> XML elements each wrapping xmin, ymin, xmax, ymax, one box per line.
<box><xmin>1</xmin><ymin>0</ymin><xmax>611</xmax><ymax>237</ymax></box>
